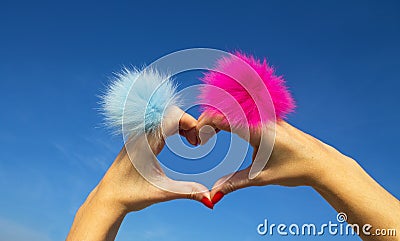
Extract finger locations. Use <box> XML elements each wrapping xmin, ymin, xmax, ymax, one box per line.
<box><xmin>251</xmin><ymin>145</ymin><xmax>259</xmax><ymax>162</ymax></box>
<box><xmin>249</xmin><ymin>125</ymin><xmax>275</xmax><ymax>179</ymax></box>
<box><xmin>212</xmin><ymin>113</ymin><xmax>231</xmax><ymax>132</ymax></box>
<box><xmin>184</xmin><ymin>128</ymin><xmax>199</xmax><ymax>146</ymax></box>
<box><xmin>179</xmin><ymin>129</ymin><xmax>196</xmax><ymax>146</ymax></box>
<box><xmin>198</xmin><ymin>125</ymin><xmax>219</xmax><ymax>145</ymax></box>
<box><xmin>196</xmin><ymin>114</ymin><xmax>215</xmax><ymax>145</ymax></box>
<box><xmin>179</xmin><ymin>112</ymin><xmax>197</xmax><ymax>130</ymax></box>
<box><xmin>197</xmin><ymin>111</ymin><xmax>208</xmax><ymax>124</ymax></box>
<box><xmin>163</xmin><ymin>107</ymin><xmax>198</xmax><ymax>137</ymax></box>
<box><xmin>163</xmin><ymin>179</ymin><xmax>214</xmax><ymax>209</ymax></box>
<box><xmin>210</xmin><ymin>167</ymin><xmax>253</xmax><ymax>205</ymax></box>
<box><xmin>179</xmin><ymin>111</ymin><xmax>199</xmax><ymax>145</ymax></box>
<box><xmin>197</xmin><ymin>113</ymin><xmax>229</xmax><ymax>145</ymax></box>
<box><xmin>198</xmin><ymin>112</ymin><xmax>231</xmax><ymax>133</ymax></box>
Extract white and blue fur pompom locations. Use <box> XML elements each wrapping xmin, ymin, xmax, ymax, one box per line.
<box><xmin>101</xmin><ymin>67</ymin><xmax>179</xmax><ymax>138</ymax></box>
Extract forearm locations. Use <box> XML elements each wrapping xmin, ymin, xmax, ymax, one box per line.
<box><xmin>66</xmin><ymin>187</ymin><xmax>127</xmax><ymax>241</ymax></box>
<box><xmin>312</xmin><ymin>152</ymin><xmax>400</xmax><ymax>240</ymax></box>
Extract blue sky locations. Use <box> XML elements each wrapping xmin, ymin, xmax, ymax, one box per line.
<box><xmin>0</xmin><ymin>0</ymin><xmax>399</xmax><ymax>240</ymax></box>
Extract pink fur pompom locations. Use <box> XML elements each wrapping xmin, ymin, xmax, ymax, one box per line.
<box><xmin>199</xmin><ymin>52</ymin><xmax>295</xmax><ymax>128</ymax></box>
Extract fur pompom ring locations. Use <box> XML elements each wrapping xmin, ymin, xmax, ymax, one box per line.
<box><xmin>199</xmin><ymin>51</ymin><xmax>295</xmax><ymax>128</ymax></box>
<box><xmin>101</xmin><ymin>67</ymin><xmax>179</xmax><ymax>138</ymax></box>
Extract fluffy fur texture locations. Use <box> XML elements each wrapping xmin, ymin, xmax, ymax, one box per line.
<box><xmin>199</xmin><ymin>52</ymin><xmax>295</xmax><ymax>128</ymax></box>
<box><xmin>101</xmin><ymin>67</ymin><xmax>179</xmax><ymax>137</ymax></box>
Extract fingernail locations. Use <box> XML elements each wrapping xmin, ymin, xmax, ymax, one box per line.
<box><xmin>201</xmin><ymin>197</ymin><xmax>214</xmax><ymax>209</ymax></box>
<box><xmin>211</xmin><ymin>191</ymin><xmax>225</xmax><ymax>205</ymax></box>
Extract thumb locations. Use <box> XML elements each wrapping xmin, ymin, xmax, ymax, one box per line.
<box><xmin>162</xmin><ymin>106</ymin><xmax>199</xmax><ymax>145</ymax></box>
<box><xmin>162</xmin><ymin>179</ymin><xmax>214</xmax><ymax>209</ymax></box>
<box><xmin>210</xmin><ymin>167</ymin><xmax>253</xmax><ymax>205</ymax></box>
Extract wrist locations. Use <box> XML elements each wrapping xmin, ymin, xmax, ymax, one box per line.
<box><xmin>67</xmin><ymin>187</ymin><xmax>127</xmax><ymax>241</ymax></box>
<box><xmin>84</xmin><ymin>185</ymin><xmax>129</xmax><ymax>218</ymax></box>
<box><xmin>309</xmin><ymin>149</ymin><xmax>358</xmax><ymax>191</ymax></box>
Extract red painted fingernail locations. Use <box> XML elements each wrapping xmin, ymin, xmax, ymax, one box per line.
<box><xmin>201</xmin><ymin>197</ymin><xmax>214</xmax><ymax>209</ymax></box>
<box><xmin>211</xmin><ymin>191</ymin><xmax>225</xmax><ymax>204</ymax></box>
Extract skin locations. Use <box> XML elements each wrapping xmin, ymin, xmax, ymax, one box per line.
<box><xmin>67</xmin><ymin>109</ymin><xmax>400</xmax><ymax>241</ymax></box>
<box><xmin>197</xmin><ymin>112</ymin><xmax>400</xmax><ymax>241</ymax></box>
<box><xmin>66</xmin><ymin>108</ymin><xmax>210</xmax><ymax>241</ymax></box>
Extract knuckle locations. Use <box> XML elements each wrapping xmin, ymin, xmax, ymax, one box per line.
<box><xmin>186</xmin><ymin>186</ymin><xmax>198</xmax><ymax>200</ymax></box>
<box><xmin>187</xmin><ymin>191</ymin><xmax>196</xmax><ymax>200</ymax></box>
<box><xmin>224</xmin><ymin>179</ymin><xmax>236</xmax><ymax>194</ymax></box>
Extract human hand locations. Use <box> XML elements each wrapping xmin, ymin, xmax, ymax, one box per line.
<box><xmin>196</xmin><ymin>111</ymin><xmax>343</xmax><ymax>203</ymax></box>
<box><xmin>91</xmin><ymin>107</ymin><xmax>213</xmax><ymax>214</ymax></box>
<box><xmin>67</xmin><ymin>107</ymin><xmax>214</xmax><ymax>241</ymax></box>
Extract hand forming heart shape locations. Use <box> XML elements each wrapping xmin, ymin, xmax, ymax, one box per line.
<box><xmin>100</xmin><ymin>50</ymin><xmax>298</xmax><ymax>210</ymax></box>
<box><xmin>68</xmin><ymin>48</ymin><xmax>400</xmax><ymax>241</ymax></box>
<box><xmin>98</xmin><ymin>105</ymin><xmax>321</xmax><ymax>213</ymax></box>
